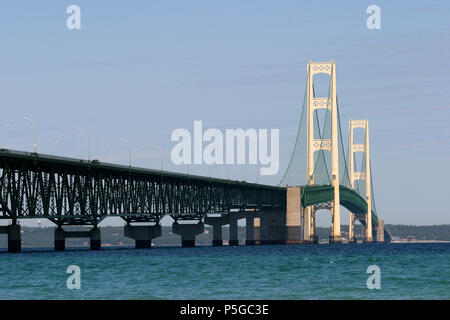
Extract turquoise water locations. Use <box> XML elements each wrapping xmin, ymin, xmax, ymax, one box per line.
<box><xmin>0</xmin><ymin>243</ymin><xmax>448</xmax><ymax>299</ymax></box>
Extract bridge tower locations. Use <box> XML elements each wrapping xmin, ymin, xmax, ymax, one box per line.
<box><xmin>304</xmin><ymin>60</ymin><xmax>341</xmax><ymax>244</ymax></box>
<box><xmin>348</xmin><ymin>119</ymin><xmax>372</xmax><ymax>242</ymax></box>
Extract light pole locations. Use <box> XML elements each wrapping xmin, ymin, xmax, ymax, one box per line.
<box><xmin>76</xmin><ymin>129</ymin><xmax>91</xmax><ymax>161</ymax></box>
<box><xmin>120</xmin><ymin>138</ymin><xmax>132</xmax><ymax>167</ymax></box>
<box><xmin>22</xmin><ymin>117</ymin><xmax>37</xmax><ymax>153</ymax></box>
<box><xmin>52</xmin><ymin>135</ymin><xmax>64</xmax><ymax>154</ymax></box>
<box><xmin>153</xmin><ymin>146</ymin><xmax>164</xmax><ymax>171</ymax></box>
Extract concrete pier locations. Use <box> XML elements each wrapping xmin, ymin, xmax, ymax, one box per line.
<box><xmin>254</xmin><ymin>218</ymin><xmax>260</xmax><ymax>244</ymax></box>
<box><xmin>260</xmin><ymin>210</ymin><xmax>286</xmax><ymax>245</ymax></box>
<box><xmin>245</xmin><ymin>216</ymin><xmax>255</xmax><ymax>245</ymax></box>
<box><xmin>206</xmin><ymin>212</ymin><xmax>256</xmax><ymax>246</ymax></box>
<box><xmin>204</xmin><ymin>215</ymin><xmax>229</xmax><ymax>246</ymax></box>
<box><xmin>54</xmin><ymin>227</ymin><xmax>65</xmax><ymax>251</ymax></box>
<box><xmin>376</xmin><ymin>219</ymin><xmax>385</xmax><ymax>243</ymax></box>
<box><xmin>286</xmin><ymin>187</ymin><xmax>302</xmax><ymax>244</ymax></box>
<box><xmin>211</xmin><ymin>224</ymin><xmax>223</xmax><ymax>246</ymax></box>
<box><xmin>172</xmin><ymin>221</ymin><xmax>204</xmax><ymax>247</ymax></box>
<box><xmin>362</xmin><ymin>224</ymin><xmax>372</xmax><ymax>243</ymax></box>
<box><xmin>229</xmin><ymin>215</ymin><xmax>239</xmax><ymax>246</ymax></box>
<box><xmin>301</xmin><ymin>207</ymin><xmax>311</xmax><ymax>244</ymax></box>
<box><xmin>54</xmin><ymin>226</ymin><xmax>101</xmax><ymax>251</ymax></box>
<box><xmin>124</xmin><ymin>224</ymin><xmax>162</xmax><ymax>248</ymax></box>
<box><xmin>8</xmin><ymin>224</ymin><xmax>21</xmax><ymax>252</ymax></box>
<box><xmin>0</xmin><ymin>223</ymin><xmax>21</xmax><ymax>252</ymax></box>
<box><xmin>363</xmin><ymin>231</ymin><xmax>373</xmax><ymax>243</ymax></box>
<box><xmin>90</xmin><ymin>226</ymin><xmax>101</xmax><ymax>250</ymax></box>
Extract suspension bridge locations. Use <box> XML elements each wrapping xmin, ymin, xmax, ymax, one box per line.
<box><xmin>0</xmin><ymin>60</ymin><xmax>389</xmax><ymax>252</ymax></box>
<box><xmin>280</xmin><ymin>60</ymin><xmax>389</xmax><ymax>244</ymax></box>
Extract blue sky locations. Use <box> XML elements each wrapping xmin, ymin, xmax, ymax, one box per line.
<box><xmin>0</xmin><ymin>1</ymin><xmax>449</xmax><ymax>226</ymax></box>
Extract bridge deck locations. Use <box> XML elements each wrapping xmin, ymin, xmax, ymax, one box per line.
<box><xmin>0</xmin><ymin>149</ymin><xmax>285</xmax><ymax>224</ymax></box>
<box><xmin>0</xmin><ymin>149</ymin><xmax>379</xmax><ymax>231</ymax></box>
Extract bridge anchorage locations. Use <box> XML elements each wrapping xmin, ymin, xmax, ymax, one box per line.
<box><xmin>0</xmin><ymin>60</ymin><xmax>389</xmax><ymax>253</ymax></box>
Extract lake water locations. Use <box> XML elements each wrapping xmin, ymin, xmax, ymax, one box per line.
<box><xmin>0</xmin><ymin>243</ymin><xmax>448</xmax><ymax>299</ymax></box>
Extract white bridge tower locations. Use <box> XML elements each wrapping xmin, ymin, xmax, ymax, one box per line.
<box><xmin>303</xmin><ymin>60</ymin><xmax>342</xmax><ymax>244</ymax></box>
<box><xmin>348</xmin><ymin>119</ymin><xmax>373</xmax><ymax>242</ymax></box>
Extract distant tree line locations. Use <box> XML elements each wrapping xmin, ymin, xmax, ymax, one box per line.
<box><xmin>316</xmin><ymin>225</ymin><xmax>450</xmax><ymax>241</ymax></box>
<box><xmin>383</xmin><ymin>224</ymin><xmax>450</xmax><ymax>241</ymax></box>
<box><xmin>0</xmin><ymin>224</ymin><xmax>449</xmax><ymax>248</ymax></box>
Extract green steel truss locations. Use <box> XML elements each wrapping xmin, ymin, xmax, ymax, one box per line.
<box><xmin>301</xmin><ymin>185</ymin><xmax>378</xmax><ymax>228</ymax></box>
<box><xmin>0</xmin><ymin>150</ymin><xmax>285</xmax><ymax>225</ymax></box>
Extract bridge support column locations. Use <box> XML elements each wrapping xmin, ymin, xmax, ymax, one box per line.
<box><xmin>90</xmin><ymin>226</ymin><xmax>101</xmax><ymax>250</ymax></box>
<box><xmin>286</xmin><ymin>187</ymin><xmax>302</xmax><ymax>244</ymax></box>
<box><xmin>254</xmin><ymin>218</ymin><xmax>260</xmax><ymax>245</ymax></box>
<box><xmin>0</xmin><ymin>222</ymin><xmax>22</xmax><ymax>253</ymax></box>
<box><xmin>376</xmin><ymin>219</ymin><xmax>384</xmax><ymax>243</ymax></box>
<box><xmin>229</xmin><ymin>215</ymin><xmax>239</xmax><ymax>246</ymax></box>
<box><xmin>364</xmin><ymin>220</ymin><xmax>373</xmax><ymax>243</ymax></box>
<box><xmin>54</xmin><ymin>227</ymin><xmax>66</xmax><ymax>251</ymax></box>
<box><xmin>53</xmin><ymin>226</ymin><xmax>101</xmax><ymax>251</ymax></box>
<box><xmin>245</xmin><ymin>216</ymin><xmax>255</xmax><ymax>245</ymax></box>
<box><xmin>330</xmin><ymin>60</ymin><xmax>342</xmax><ymax>245</ymax></box>
<box><xmin>329</xmin><ymin>206</ymin><xmax>342</xmax><ymax>244</ymax></box>
<box><xmin>260</xmin><ymin>213</ymin><xmax>269</xmax><ymax>245</ymax></box>
<box><xmin>302</xmin><ymin>207</ymin><xmax>311</xmax><ymax>244</ymax></box>
<box><xmin>311</xmin><ymin>209</ymin><xmax>319</xmax><ymax>244</ymax></box>
<box><xmin>212</xmin><ymin>224</ymin><xmax>223</xmax><ymax>246</ymax></box>
<box><xmin>348</xmin><ymin>213</ymin><xmax>357</xmax><ymax>243</ymax></box>
<box><xmin>204</xmin><ymin>215</ymin><xmax>229</xmax><ymax>247</ymax></box>
<box><xmin>124</xmin><ymin>224</ymin><xmax>162</xmax><ymax>248</ymax></box>
<box><xmin>172</xmin><ymin>221</ymin><xmax>204</xmax><ymax>247</ymax></box>
<box><xmin>329</xmin><ymin>202</ymin><xmax>342</xmax><ymax>244</ymax></box>
<box><xmin>302</xmin><ymin>207</ymin><xmax>318</xmax><ymax>244</ymax></box>
<box><xmin>260</xmin><ymin>210</ymin><xmax>286</xmax><ymax>245</ymax></box>
<box><xmin>9</xmin><ymin>223</ymin><xmax>21</xmax><ymax>253</ymax></box>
